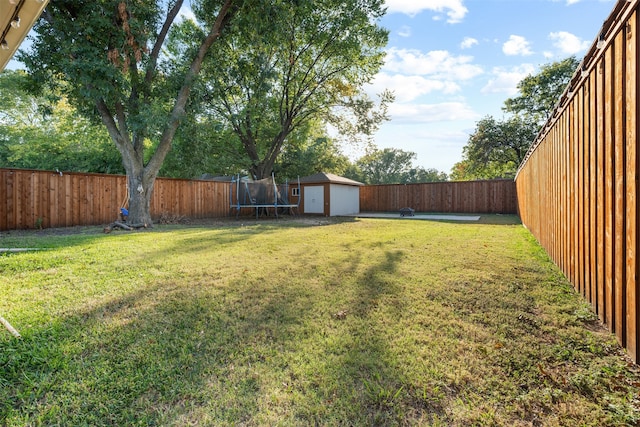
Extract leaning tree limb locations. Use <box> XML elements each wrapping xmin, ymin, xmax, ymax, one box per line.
<box><xmin>103</xmin><ymin>221</ymin><xmax>149</xmax><ymax>233</ymax></box>
<box><xmin>0</xmin><ymin>315</ymin><xmax>21</xmax><ymax>338</ymax></box>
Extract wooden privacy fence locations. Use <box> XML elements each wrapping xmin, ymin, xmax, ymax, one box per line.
<box><xmin>0</xmin><ymin>168</ymin><xmax>229</xmax><ymax>230</ymax></box>
<box><xmin>1</xmin><ymin>168</ymin><xmax>517</xmax><ymax>231</ymax></box>
<box><xmin>516</xmin><ymin>0</ymin><xmax>639</xmax><ymax>362</ymax></box>
<box><xmin>360</xmin><ymin>180</ymin><xmax>517</xmax><ymax>214</ymax></box>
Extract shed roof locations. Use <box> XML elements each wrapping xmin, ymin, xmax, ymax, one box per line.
<box><xmin>298</xmin><ymin>172</ymin><xmax>364</xmax><ymax>186</ymax></box>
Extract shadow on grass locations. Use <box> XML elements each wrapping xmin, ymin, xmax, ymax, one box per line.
<box><xmin>1</xmin><ymin>278</ymin><xmax>309</xmax><ymax>425</ymax></box>
<box><xmin>0</xmin><ymin>215</ymin><xmax>355</xmax><ymax>254</ymax></box>
<box><xmin>0</xmin><ymin>244</ymin><xmax>415</xmax><ymax>425</ymax></box>
<box><xmin>3</xmin><ymin>218</ymin><xmax>636</xmax><ymax>426</ymax></box>
<box><xmin>336</xmin><ymin>249</ymin><xmax>419</xmax><ymax>424</ymax></box>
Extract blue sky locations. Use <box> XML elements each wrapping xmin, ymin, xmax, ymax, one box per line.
<box><xmin>368</xmin><ymin>0</ymin><xmax>617</xmax><ymax>174</ymax></box>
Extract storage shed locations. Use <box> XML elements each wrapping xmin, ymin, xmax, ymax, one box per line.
<box><xmin>297</xmin><ymin>172</ymin><xmax>363</xmax><ymax>216</ymax></box>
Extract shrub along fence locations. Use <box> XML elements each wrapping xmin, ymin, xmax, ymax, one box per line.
<box><xmin>359</xmin><ymin>180</ymin><xmax>517</xmax><ymax>214</ymax></box>
<box><xmin>515</xmin><ymin>0</ymin><xmax>639</xmax><ymax>363</ymax></box>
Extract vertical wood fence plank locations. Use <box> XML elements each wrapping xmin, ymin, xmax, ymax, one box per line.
<box><xmin>583</xmin><ymin>82</ymin><xmax>591</xmax><ymax>301</ymax></box>
<box><xmin>604</xmin><ymin>43</ymin><xmax>615</xmax><ymax>331</ymax></box>
<box><xmin>625</xmin><ymin>10</ymin><xmax>638</xmax><ymax>361</ymax></box>
<box><xmin>597</xmin><ymin>58</ymin><xmax>606</xmax><ymax>319</ymax></box>
<box><xmin>571</xmin><ymin>98</ymin><xmax>579</xmax><ymax>287</ymax></box>
<box><xmin>589</xmin><ymin>71</ymin><xmax>598</xmax><ymax>310</ymax></box>
<box><xmin>578</xmin><ymin>90</ymin><xmax>586</xmax><ymax>297</ymax></box>
<box><xmin>614</xmin><ymin>29</ymin><xmax>627</xmax><ymax>344</ymax></box>
<box><xmin>559</xmin><ymin>114</ymin><xmax>566</xmax><ymax>276</ymax></box>
<box><xmin>48</xmin><ymin>173</ymin><xmax>57</xmax><ymax>228</ymax></box>
<box><xmin>7</xmin><ymin>171</ymin><xmax>15</xmax><ymax>229</ymax></box>
<box><xmin>0</xmin><ymin>170</ymin><xmax>6</xmax><ymax>230</ymax></box>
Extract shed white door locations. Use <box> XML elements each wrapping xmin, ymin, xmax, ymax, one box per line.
<box><xmin>330</xmin><ymin>184</ymin><xmax>359</xmax><ymax>216</ymax></box>
<box><xmin>304</xmin><ymin>186</ymin><xmax>324</xmax><ymax>214</ymax></box>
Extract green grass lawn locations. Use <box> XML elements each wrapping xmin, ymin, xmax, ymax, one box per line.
<box><xmin>1</xmin><ymin>216</ymin><xmax>638</xmax><ymax>426</ymax></box>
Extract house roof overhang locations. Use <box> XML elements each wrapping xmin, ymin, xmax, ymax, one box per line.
<box><xmin>0</xmin><ymin>0</ymin><xmax>49</xmax><ymax>71</ymax></box>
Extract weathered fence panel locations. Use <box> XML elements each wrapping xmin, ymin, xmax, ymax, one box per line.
<box><xmin>359</xmin><ymin>180</ymin><xmax>517</xmax><ymax>214</ymax></box>
<box><xmin>516</xmin><ymin>0</ymin><xmax>639</xmax><ymax>362</ymax></box>
<box><xmin>0</xmin><ymin>169</ymin><xmax>230</xmax><ymax>230</ymax></box>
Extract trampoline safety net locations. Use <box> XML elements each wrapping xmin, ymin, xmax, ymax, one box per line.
<box><xmin>230</xmin><ymin>174</ymin><xmax>300</xmax><ymax>218</ymax></box>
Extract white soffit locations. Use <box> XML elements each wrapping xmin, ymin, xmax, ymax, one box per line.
<box><xmin>1</xmin><ymin>0</ymin><xmax>49</xmax><ymax>71</ymax></box>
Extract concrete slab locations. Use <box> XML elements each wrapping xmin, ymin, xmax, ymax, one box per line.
<box><xmin>347</xmin><ymin>213</ymin><xmax>481</xmax><ymax>221</ymax></box>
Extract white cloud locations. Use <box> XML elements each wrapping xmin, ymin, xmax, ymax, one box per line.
<box><xmin>481</xmin><ymin>64</ymin><xmax>536</xmax><ymax>95</ymax></box>
<box><xmin>385</xmin><ymin>0</ymin><xmax>468</xmax><ymax>23</ymax></box>
<box><xmin>460</xmin><ymin>37</ymin><xmax>478</xmax><ymax>49</ymax></box>
<box><xmin>178</xmin><ymin>5</ymin><xmax>196</xmax><ymax>22</ymax></box>
<box><xmin>383</xmin><ymin>47</ymin><xmax>483</xmax><ymax>80</ymax></box>
<box><xmin>369</xmin><ymin>73</ymin><xmax>460</xmax><ymax>103</ymax></box>
<box><xmin>502</xmin><ymin>35</ymin><xmax>533</xmax><ymax>56</ymax></box>
<box><xmin>397</xmin><ymin>25</ymin><xmax>412</xmax><ymax>37</ymax></box>
<box><xmin>549</xmin><ymin>31</ymin><xmax>591</xmax><ymax>55</ymax></box>
<box><xmin>388</xmin><ymin>102</ymin><xmax>478</xmax><ymax>123</ymax></box>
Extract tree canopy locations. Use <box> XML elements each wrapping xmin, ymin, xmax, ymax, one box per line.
<box><xmin>452</xmin><ymin>115</ymin><xmax>538</xmax><ymax>180</ymax></box>
<box><xmin>273</xmin><ymin>120</ymin><xmax>352</xmax><ymax>180</ymax></box>
<box><xmin>19</xmin><ymin>0</ymin><xmax>237</xmax><ymax>225</ymax></box>
<box><xmin>453</xmin><ymin>57</ymin><xmax>579</xmax><ymax>180</ymax></box>
<box><xmin>503</xmin><ymin>56</ymin><xmax>580</xmax><ymax>125</ymax></box>
<box><xmin>183</xmin><ymin>0</ymin><xmax>390</xmax><ymax>179</ymax></box>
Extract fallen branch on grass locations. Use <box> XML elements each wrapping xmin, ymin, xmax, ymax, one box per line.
<box><xmin>0</xmin><ymin>315</ymin><xmax>21</xmax><ymax>338</ymax></box>
<box><xmin>103</xmin><ymin>221</ymin><xmax>148</xmax><ymax>233</ymax></box>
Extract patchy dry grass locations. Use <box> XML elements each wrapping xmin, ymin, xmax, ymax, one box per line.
<box><xmin>0</xmin><ymin>216</ymin><xmax>638</xmax><ymax>426</ymax></box>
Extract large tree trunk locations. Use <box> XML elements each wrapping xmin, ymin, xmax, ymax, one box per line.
<box><xmin>127</xmin><ymin>171</ymin><xmax>154</xmax><ymax>226</ymax></box>
<box><xmin>97</xmin><ymin>0</ymin><xmax>237</xmax><ymax>226</ymax></box>
<box><xmin>250</xmin><ymin>162</ymin><xmax>274</xmax><ymax>180</ymax></box>
<box><xmin>247</xmin><ymin>129</ymin><xmax>290</xmax><ymax>179</ymax></box>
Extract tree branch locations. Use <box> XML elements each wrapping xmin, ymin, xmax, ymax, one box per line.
<box><xmin>95</xmin><ymin>98</ymin><xmax>135</xmax><ymax>163</ymax></box>
<box><xmin>145</xmin><ymin>0</ymin><xmax>184</xmax><ymax>87</ymax></box>
<box><xmin>145</xmin><ymin>0</ymin><xmax>237</xmax><ymax>178</ymax></box>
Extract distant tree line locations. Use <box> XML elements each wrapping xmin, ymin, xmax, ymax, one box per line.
<box><xmin>0</xmin><ymin>69</ymin><xmax>447</xmax><ymax>185</ymax></box>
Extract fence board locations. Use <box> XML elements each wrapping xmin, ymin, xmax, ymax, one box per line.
<box><xmin>604</xmin><ymin>43</ymin><xmax>615</xmax><ymax>332</ymax></box>
<box><xmin>597</xmin><ymin>58</ymin><xmax>606</xmax><ymax>319</ymax></box>
<box><xmin>589</xmin><ymin>71</ymin><xmax>598</xmax><ymax>308</ymax></box>
<box><xmin>614</xmin><ymin>28</ymin><xmax>627</xmax><ymax>344</ymax></box>
<box><xmin>625</xmin><ymin>10</ymin><xmax>638</xmax><ymax>361</ymax></box>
